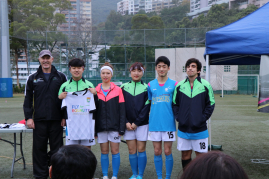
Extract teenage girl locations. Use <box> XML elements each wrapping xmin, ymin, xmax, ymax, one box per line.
<box><xmin>121</xmin><ymin>62</ymin><xmax>150</xmax><ymax>179</ymax></box>
<box><xmin>95</xmin><ymin>62</ymin><xmax>126</xmax><ymax>179</ymax></box>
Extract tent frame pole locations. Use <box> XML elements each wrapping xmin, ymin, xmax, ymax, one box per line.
<box><xmin>206</xmin><ymin>55</ymin><xmax>212</xmax><ymax>151</ymax></box>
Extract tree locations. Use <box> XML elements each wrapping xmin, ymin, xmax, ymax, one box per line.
<box><xmin>9</xmin><ymin>0</ymin><xmax>71</xmax><ymax>87</ymax></box>
<box><xmin>160</xmin><ymin>0</ymin><xmax>190</xmax><ymax>28</ymax></box>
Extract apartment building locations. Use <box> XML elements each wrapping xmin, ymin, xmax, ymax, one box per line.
<box><xmin>58</xmin><ymin>0</ymin><xmax>92</xmax><ymax>32</ymax></box>
<box><xmin>188</xmin><ymin>0</ymin><xmax>269</xmax><ymax>19</ymax></box>
<box><xmin>229</xmin><ymin>0</ymin><xmax>269</xmax><ymax>9</ymax></box>
<box><xmin>117</xmin><ymin>0</ymin><xmax>175</xmax><ymax>15</ymax></box>
<box><xmin>188</xmin><ymin>0</ymin><xmax>229</xmax><ymax>18</ymax></box>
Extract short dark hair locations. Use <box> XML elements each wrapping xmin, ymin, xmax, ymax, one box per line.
<box><xmin>50</xmin><ymin>145</ymin><xmax>97</xmax><ymax>179</ymax></box>
<box><xmin>185</xmin><ymin>58</ymin><xmax>202</xmax><ymax>76</ymax></box>
<box><xmin>180</xmin><ymin>151</ymin><xmax>249</xmax><ymax>179</ymax></box>
<box><xmin>155</xmin><ymin>56</ymin><xmax>170</xmax><ymax>67</ymax></box>
<box><xmin>68</xmin><ymin>58</ymin><xmax>85</xmax><ymax>68</ymax></box>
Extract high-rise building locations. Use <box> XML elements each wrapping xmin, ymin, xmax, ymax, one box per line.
<box><xmin>117</xmin><ymin>0</ymin><xmax>175</xmax><ymax>15</ymax></box>
<box><xmin>58</xmin><ymin>0</ymin><xmax>92</xmax><ymax>33</ymax></box>
<box><xmin>229</xmin><ymin>0</ymin><xmax>269</xmax><ymax>9</ymax></box>
<box><xmin>188</xmin><ymin>0</ymin><xmax>229</xmax><ymax>18</ymax></box>
<box><xmin>117</xmin><ymin>0</ymin><xmax>129</xmax><ymax>15</ymax></box>
<box><xmin>188</xmin><ymin>0</ymin><xmax>269</xmax><ymax>19</ymax></box>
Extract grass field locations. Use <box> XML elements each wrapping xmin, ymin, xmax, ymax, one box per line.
<box><xmin>0</xmin><ymin>94</ymin><xmax>269</xmax><ymax>179</ymax></box>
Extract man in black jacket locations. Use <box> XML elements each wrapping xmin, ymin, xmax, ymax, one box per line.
<box><xmin>23</xmin><ymin>50</ymin><xmax>67</xmax><ymax>179</ymax></box>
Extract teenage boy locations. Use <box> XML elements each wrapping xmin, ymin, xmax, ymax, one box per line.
<box><xmin>172</xmin><ymin>58</ymin><xmax>215</xmax><ymax>170</ymax></box>
<box><xmin>58</xmin><ymin>58</ymin><xmax>97</xmax><ymax>149</ymax></box>
<box><xmin>148</xmin><ymin>56</ymin><xmax>177</xmax><ymax>179</ymax></box>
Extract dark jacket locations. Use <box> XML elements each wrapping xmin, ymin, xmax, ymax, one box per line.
<box><xmin>23</xmin><ymin>65</ymin><xmax>67</xmax><ymax>121</ymax></box>
<box><xmin>95</xmin><ymin>82</ymin><xmax>126</xmax><ymax>135</ymax></box>
<box><xmin>121</xmin><ymin>80</ymin><xmax>150</xmax><ymax>126</ymax></box>
<box><xmin>172</xmin><ymin>77</ymin><xmax>215</xmax><ymax>133</ymax></box>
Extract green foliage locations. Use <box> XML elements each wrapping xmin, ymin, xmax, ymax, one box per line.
<box><xmin>160</xmin><ymin>0</ymin><xmax>190</xmax><ymax>28</ymax></box>
<box><xmin>131</xmin><ymin>14</ymin><xmax>164</xmax><ymax>29</ymax></box>
<box><xmin>13</xmin><ymin>84</ymin><xmax>25</xmax><ymax>93</ymax></box>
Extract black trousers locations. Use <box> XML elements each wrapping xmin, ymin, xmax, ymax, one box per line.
<box><xmin>33</xmin><ymin>120</ymin><xmax>63</xmax><ymax>178</ymax></box>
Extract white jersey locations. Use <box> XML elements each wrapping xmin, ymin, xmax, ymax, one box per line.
<box><xmin>62</xmin><ymin>90</ymin><xmax>96</xmax><ymax>140</ymax></box>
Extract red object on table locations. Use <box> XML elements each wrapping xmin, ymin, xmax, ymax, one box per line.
<box><xmin>18</xmin><ymin>119</ymin><xmax>26</xmax><ymax>124</ymax></box>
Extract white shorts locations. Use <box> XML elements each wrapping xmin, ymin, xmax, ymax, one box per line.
<box><xmin>66</xmin><ymin>138</ymin><xmax>96</xmax><ymax>146</ymax></box>
<box><xmin>148</xmin><ymin>131</ymin><xmax>176</xmax><ymax>142</ymax></box>
<box><xmin>124</xmin><ymin>124</ymin><xmax>149</xmax><ymax>141</ymax></box>
<box><xmin>97</xmin><ymin>131</ymin><xmax>121</xmax><ymax>143</ymax></box>
<box><xmin>177</xmin><ymin>137</ymin><xmax>208</xmax><ymax>153</ymax></box>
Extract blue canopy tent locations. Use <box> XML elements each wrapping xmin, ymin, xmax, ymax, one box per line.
<box><xmin>204</xmin><ymin>3</ymin><xmax>269</xmax><ymax>149</ymax></box>
<box><xmin>204</xmin><ymin>2</ymin><xmax>269</xmax><ymax>67</ymax></box>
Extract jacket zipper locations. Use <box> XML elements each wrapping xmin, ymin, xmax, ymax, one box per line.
<box><xmin>134</xmin><ymin>82</ymin><xmax>136</xmax><ymax>96</ymax></box>
<box><xmin>76</xmin><ymin>81</ymin><xmax>78</xmax><ymax>91</ymax></box>
<box><xmin>104</xmin><ymin>86</ymin><xmax>113</xmax><ymax>131</ymax></box>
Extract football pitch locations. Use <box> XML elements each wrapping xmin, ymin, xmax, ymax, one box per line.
<box><xmin>0</xmin><ymin>94</ymin><xmax>269</xmax><ymax>179</ymax></box>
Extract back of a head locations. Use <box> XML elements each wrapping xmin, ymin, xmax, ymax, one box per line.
<box><xmin>180</xmin><ymin>151</ymin><xmax>249</xmax><ymax>179</ymax></box>
<box><xmin>50</xmin><ymin>145</ymin><xmax>97</xmax><ymax>179</ymax></box>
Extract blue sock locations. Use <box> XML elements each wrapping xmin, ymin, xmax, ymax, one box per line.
<box><xmin>129</xmin><ymin>153</ymin><xmax>138</xmax><ymax>176</ymax></box>
<box><xmin>112</xmin><ymin>153</ymin><xmax>120</xmax><ymax>177</ymax></box>
<box><xmin>165</xmin><ymin>154</ymin><xmax>173</xmax><ymax>179</ymax></box>
<box><xmin>138</xmin><ymin>151</ymin><xmax>147</xmax><ymax>177</ymax></box>
<box><xmin>101</xmin><ymin>153</ymin><xmax>109</xmax><ymax>177</ymax></box>
<box><xmin>154</xmin><ymin>154</ymin><xmax>163</xmax><ymax>179</ymax></box>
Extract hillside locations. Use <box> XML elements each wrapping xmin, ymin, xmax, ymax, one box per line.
<box><xmin>92</xmin><ymin>0</ymin><xmax>122</xmax><ymax>25</ymax></box>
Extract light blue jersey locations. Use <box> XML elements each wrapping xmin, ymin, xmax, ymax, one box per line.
<box><xmin>148</xmin><ymin>78</ymin><xmax>177</xmax><ymax>132</ymax></box>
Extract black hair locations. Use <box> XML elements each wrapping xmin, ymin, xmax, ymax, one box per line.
<box><xmin>155</xmin><ymin>56</ymin><xmax>170</xmax><ymax>67</ymax></box>
<box><xmin>180</xmin><ymin>151</ymin><xmax>249</xmax><ymax>179</ymax></box>
<box><xmin>68</xmin><ymin>58</ymin><xmax>85</xmax><ymax>68</ymax></box>
<box><xmin>185</xmin><ymin>58</ymin><xmax>202</xmax><ymax>76</ymax></box>
<box><xmin>50</xmin><ymin>145</ymin><xmax>97</xmax><ymax>179</ymax></box>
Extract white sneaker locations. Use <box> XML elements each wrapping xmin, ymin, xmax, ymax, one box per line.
<box><xmin>102</xmin><ymin>176</ymin><xmax>109</xmax><ymax>179</ymax></box>
<box><xmin>111</xmin><ymin>177</ymin><xmax>117</xmax><ymax>179</ymax></box>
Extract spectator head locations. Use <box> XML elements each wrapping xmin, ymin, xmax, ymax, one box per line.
<box><xmin>49</xmin><ymin>145</ymin><xmax>97</xmax><ymax>179</ymax></box>
<box><xmin>180</xmin><ymin>151</ymin><xmax>249</xmax><ymax>179</ymax></box>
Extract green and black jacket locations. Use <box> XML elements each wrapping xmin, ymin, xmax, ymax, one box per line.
<box><xmin>121</xmin><ymin>80</ymin><xmax>150</xmax><ymax>126</ymax></box>
<box><xmin>58</xmin><ymin>77</ymin><xmax>94</xmax><ymax>95</ymax></box>
<box><xmin>172</xmin><ymin>76</ymin><xmax>215</xmax><ymax>133</ymax></box>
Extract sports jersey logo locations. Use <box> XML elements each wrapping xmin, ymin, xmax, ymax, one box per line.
<box><xmin>165</xmin><ymin>86</ymin><xmax>172</xmax><ymax>92</ymax></box>
<box><xmin>152</xmin><ymin>95</ymin><xmax>170</xmax><ymax>104</ymax></box>
<box><xmin>72</xmin><ymin>105</ymin><xmax>90</xmax><ymax>114</ymax></box>
<box><xmin>34</xmin><ymin>78</ymin><xmax>44</xmax><ymax>83</ymax></box>
<box><xmin>87</xmin><ymin>97</ymin><xmax>91</xmax><ymax>102</ymax></box>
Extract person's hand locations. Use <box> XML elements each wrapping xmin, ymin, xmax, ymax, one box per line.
<box><xmin>61</xmin><ymin>119</ymin><xmax>66</xmax><ymax>126</ymax></box>
<box><xmin>126</xmin><ymin>122</ymin><xmax>133</xmax><ymax>131</ymax></box>
<box><xmin>131</xmin><ymin>123</ymin><xmax>137</xmax><ymax>130</ymax></box>
<box><xmin>59</xmin><ymin>92</ymin><xmax>67</xmax><ymax>99</ymax></box>
<box><xmin>88</xmin><ymin>88</ymin><xmax>97</xmax><ymax>95</ymax></box>
<box><xmin>27</xmin><ymin>119</ymin><xmax>35</xmax><ymax>129</ymax></box>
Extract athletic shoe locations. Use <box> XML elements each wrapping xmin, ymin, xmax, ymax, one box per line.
<box><xmin>136</xmin><ymin>176</ymin><xmax>143</xmax><ymax>179</ymax></box>
<box><xmin>111</xmin><ymin>177</ymin><xmax>117</xmax><ymax>179</ymax></box>
<box><xmin>129</xmin><ymin>175</ymin><xmax>137</xmax><ymax>179</ymax></box>
<box><xmin>102</xmin><ymin>176</ymin><xmax>109</xmax><ymax>179</ymax></box>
